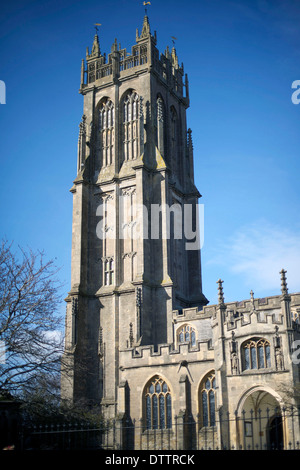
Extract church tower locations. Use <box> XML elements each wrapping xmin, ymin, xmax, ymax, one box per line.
<box><xmin>62</xmin><ymin>15</ymin><xmax>208</xmax><ymax>415</ymax></box>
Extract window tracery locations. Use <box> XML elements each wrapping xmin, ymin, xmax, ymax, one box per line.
<box><xmin>99</xmin><ymin>99</ymin><xmax>114</xmax><ymax>166</ymax></box>
<box><xmin>123</xmin><ymin>91</ymin><xmax>139</xmax><ymax>161</ymax></box>
<box><xmin>242</xmin><ymin>338</ymin><xmax>271</xmax><ymax>371</ymax></box>
<box><xmin>145</xmin><ymin>376</ymin><xmax>172</xmax><ymax>430</ymax></box>
<box><xmin>200</xmin><ymin>372</ymin><xmax>216</xmax><ymax>428</ymax></box>
<box><xmin>177</xmin><ymin>324</ymin><xmax>196</xmax><ymax>347</ymax></box>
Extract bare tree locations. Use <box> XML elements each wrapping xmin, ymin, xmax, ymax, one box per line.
<box><xmin>0</xmin><ymin>240</ymin><xmax>64</xmax><ymax>395</ymax></box>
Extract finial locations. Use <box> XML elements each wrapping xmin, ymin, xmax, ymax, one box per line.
<box><xmin>171</xmin><ymin>45</ymin><xmax>178</xmax><ymax>68</ymax></box>
<box><xmin>89</xmin><ymin>31</ymin><xmax>100</xmax><ymax>58</ymax></box>
<box><xmin>111</xmin><ymin>38</ymin><xmax>118</xmax><ymax>52</ymax></box>
<box><xmin>250</xmin><ymin>290</ymin><xmax>254</xmax><ymax>300</ymax></box>
<box><xmin>217</xmin><ymin>279</ymin><xmax>225</xmax><ymax>305</ymax></box>
<box><xmin>137</xmin><ymin>9</ymin><xmax>151</xmax><ymax>41</ymax></box>
<box><xmin>280</xmin><ymin>269</ymin><xmax>288</xmax><ymax>295</ymax></box>
<box><xmin>143</xmin><ymin>1</ymin><xmax>151</xmax><ymax>15</ymax></box>
<box><xmin>94</xmin><ymin>23</ymin><xmax>101</xmax><ymax>34</ymax></box>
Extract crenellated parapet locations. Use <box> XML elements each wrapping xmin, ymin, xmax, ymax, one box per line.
<box><xmin>170</xmin><ymin>272</ymin><xmax>300</xmax><ymax>348</ymax></box>
<box><xmin>80</xmin><ymin>16</ymin><xmax>188</xmax><ymax>104</ymax></box>
<box><xmin>220</xmin><ymin>295</ymin><xmax>284</xmax><ymax>333</ymax></box>
<box><xmin>119</xmin><ymin>337</ymin><xmax>214</xmax><ymax>372</ymax></box>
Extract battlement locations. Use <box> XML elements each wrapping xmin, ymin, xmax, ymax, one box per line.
<box><xmin>171</xmin><ymin>292</ymin><xmax>300</xmax><ymax>336</ymax></box>
<box><xmin>120</xmin><ymin>337</ymin><xmax>214</xmax><ymax>370</ymax></box>
<box><xmin>172</xmin><ymin>305</ymin><xmax>207</xmax><ymax>321</ymax></box>
<box><xmin>80</xmin><ymin>16</ymin><xmax>187</xmax><ymax>101</ymax></box>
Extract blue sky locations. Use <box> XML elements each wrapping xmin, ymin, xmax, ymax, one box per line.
<box><xmin>0</xmin><ymin>0</ymin><xmax>299</xmax><ymax>308</ymax></box>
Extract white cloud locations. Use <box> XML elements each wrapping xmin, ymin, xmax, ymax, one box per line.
<box><xmin>208</xmin><ymin>219</ymin><xmax>300</xmax><ymax>295</ymax></box>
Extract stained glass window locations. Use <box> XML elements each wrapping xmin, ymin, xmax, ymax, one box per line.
<box><xmin>251</xmin><ymin>345</ymin><xmax>257</xmax><ymax>369</ymax></box>
<box><xmin>166</xmin><ymin>394</ymin><xmax>172</xmax><ymax>428</ymax></box>
<box><xmin>266</xmin><ymin>344</ymin><xmax>271</xmax><ymax>368</ymax></box>
<box><xmin>200</xmin><ymin>372</ymin><xmax>216</xmax><ymax>428</ymax></box>
<box><xmin>209</xmin><ymin>391</ymin><xmax>215</xmax><ymax>426</ymax></box>
<box><xmin>152</xmin><ymin>395</ymin><xmax>158</xmax><ymax>430</ymax></box>
<box><xmin>242</xmin><ymin>338</ymin><xmax>271</xmax><ymax>371</ymax></box>
<box><xmin>258</xmin><ymin>344</ymin><xmax>264</xmax><ymax>369</ymax></box>
<box><xmin>244</xmin><ymin>347</ymin><xmax>250</xmax><ymax>370</ymax></box>
<box><xmin>159</xmin><ymin>395</ymin><xmax>165</xmax><ymax>429</ymax></box>
<box><xmin>146</xmin><ymin>396</ymin><xmax>151</xmax><ymax>429</ymax></box>
<box><xmin>145</xmin><ymin>376</ymin><xmax>172</xmax><ymax>430</ymax></box>
<box><xmin>202</xmin><ymin>391</ymin><xmax>208</xmax><ymax>427</ymax></box>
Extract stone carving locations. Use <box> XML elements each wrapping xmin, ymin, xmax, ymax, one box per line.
<box><xmin>274</xmin><ymin>326</ymin><xmax>284</xmax><ymax>370</ymax></box>
<box><xmin>230</xmin><ymin>332</ymin><xmax>239</xmax><ymax>375</ymax></box>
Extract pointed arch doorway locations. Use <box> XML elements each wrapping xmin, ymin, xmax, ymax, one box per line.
<box><xmin>236</xmin><ymin>387</ymin><xmax>285</xmax><ymax>450</ymax></box>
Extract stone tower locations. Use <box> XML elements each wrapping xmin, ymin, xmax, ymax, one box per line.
<box><xmin>62</xmin><ymin>15</ymin><xmax>208</xmax><ymax>416</ymax></box>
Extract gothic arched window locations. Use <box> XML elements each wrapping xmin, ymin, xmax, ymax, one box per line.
<box><xmin>144</xmin><ymin>376</ymin><xmax>172</xmax><ymax>430</ymax></box>
<box><xmin>99</xmin><ymin>99</ymin><xmax>114</xmax><ymax>166</ymax></box>
<box><xmin>177</xmin><ymin>324</ymin><xmax>196</xmax><ymax>347</ymax></box>
<box><xmin>123</xmin><ymin>91</ymin><xmax>139</xmax><ymax>161</ymax></box>
<box><xmin>242</xmin><ymin>338</ymin><xmax>271</xmax><ymax>371</ymax></box>
<box><xmin>200</xmin><ymin>372</ymin><xmax>216</xmax><ymax>428</ymax></box>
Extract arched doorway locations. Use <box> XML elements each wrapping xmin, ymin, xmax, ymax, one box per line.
<box><xmin>236</xmin><ymin>387</ymin><xmax>285</xmax><ymax>450</ymax></box>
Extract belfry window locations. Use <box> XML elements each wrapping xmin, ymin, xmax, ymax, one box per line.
<box><xmin>242</xmin><ymin>338</ymin><xmax>271</xmax><ymax>371</ymax></box>
<box><xmin>99</xmin><ymin>99</ymin><xmax>114</xmax><ymax>166</ymax></box>
<box><xmin>123</xmin><ymin>91</ymin><xmax>139</xmax><ymax>161</ymax></box>
<box><xmin>200</xmin><ymin>372</ymin><xmax>216</xmax><ymax>428</ymax></box>
<box><xmin>145</xmin><ymin>376</ymin><xmax>172</xmax><ymax>430</ymax></box>
<box><xmin>177</xmin><ymin>324</ymin><xmax>196</xmax><ymax>347</ymax></box>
